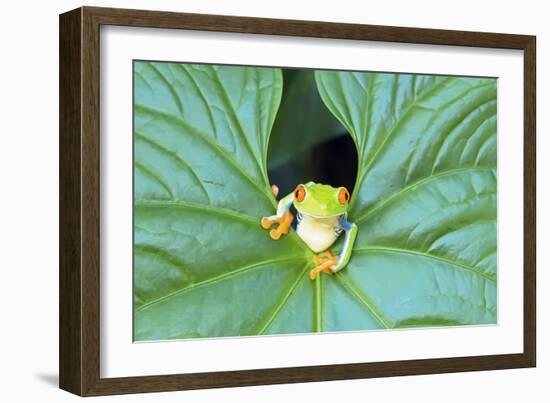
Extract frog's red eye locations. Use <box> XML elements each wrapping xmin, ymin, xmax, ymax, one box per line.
<box><xmin>338</xmin><ymin>188</ymin><xmax>350</xmax><ymax>205</ymax></box>
<box><xmin>294</xmin><ymin>185</ymin><xmax>306</xmax><ymax>202</ymax></box>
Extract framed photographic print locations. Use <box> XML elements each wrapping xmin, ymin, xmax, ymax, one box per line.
<box><xmin>59</xmin><ymin>6</ymin><xmax>536</xmax><ymax>396</ymax></box>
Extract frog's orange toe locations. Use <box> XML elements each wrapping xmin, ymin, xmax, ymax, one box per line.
<box><xmin>278</xmin><ymin>211</ymin><xmax>293</xmax><ymax>234</ymax></box>
<box><xmin>310</xmin><ymin>251</ymin><xmax>337</xmax><ymax>280</ymax></box>
<box><xmin>323</xmin><ymin>250</ymin><xmax>337</xmax><ymax>261</ymax></box>
<box><xmin>310</xmin><ymin>263</ymin><xmax>333</xmax><ymax>280</ymax></box>
<box><xmin>260</xmin><ymin>217</ymin><xmax>273</xmax><ymax>229</ymax></box>
<box><xmin>261</xmin><ymin>211</ymin><xmax>293</xmax><ymax>240</ymax></box>
<box><xmin>309</xmin><ymin>268</ymin><xmax>320</xmax><ymax>281</ymax></box>
<box><xmin>269</xmin><ymin>228</ymin><xmax>282</xmax><ymax>240</ymax></box>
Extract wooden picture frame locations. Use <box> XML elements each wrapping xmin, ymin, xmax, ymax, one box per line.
<box><xmin>59</xmin><ymin>6</ymin><xmax>536</xmax><ymax>396</ymax></box>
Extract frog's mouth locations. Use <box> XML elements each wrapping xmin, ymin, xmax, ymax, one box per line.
<box><xmin>299</xmin><ymin>211</ymin><xmax>346</xmax><ymax>220</ymax></box>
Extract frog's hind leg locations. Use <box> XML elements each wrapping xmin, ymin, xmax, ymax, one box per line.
<box><xmin>310</xmin><ymin>250</ymin><xmax>338</xmax><ymax>280</ymax></box>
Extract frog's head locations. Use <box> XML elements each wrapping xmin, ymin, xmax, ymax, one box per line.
<box><xmin>292</xmin><ymin>182</ymin><xmax>350</xmax><ymax>218</ymax></box>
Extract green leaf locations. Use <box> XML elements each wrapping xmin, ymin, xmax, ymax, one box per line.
<box><xmin>267</xmin><ymin>69</ymin><xmax>343</xmax><ymax>169</ymax></box>
<box><xmin>133</xmin><ymin>62</ymin><xmax>311</xmax><ymax>340</ymax></box>
<box><xmin>134</xmin><ymin>63</ymin><xmax>497</xmax><ymax>341</ymax></box>
<box><xmin>315</xmin><ymin>71</ymin><xmax>497</xmax><ymax>328</ymax></box>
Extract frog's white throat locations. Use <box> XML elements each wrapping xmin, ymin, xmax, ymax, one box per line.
<box><xmin>295</xmin><ymin>212</ymin><xmax>343</xmax><ymax>253</ymax></box>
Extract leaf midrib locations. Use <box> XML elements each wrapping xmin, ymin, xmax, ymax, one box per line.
<box><xmin>135</xmin><ymin>199</ymin><xmax>310</xmax><ymax>253</ymax></box>
<box><xmin>135</xmin><ymin>199</ymin><xmax>260</xmax><ymax>226</ymax></box>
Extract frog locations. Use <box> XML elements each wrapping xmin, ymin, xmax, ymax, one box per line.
<box><xmin>261</xmin><ymin>182</ymin><xmax>357</xmax><ymax>280</ymax></box>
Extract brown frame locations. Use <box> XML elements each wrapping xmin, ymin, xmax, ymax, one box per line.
<box><xmin>59</xmin><ymin>6</ymin><xmax>536</xmax><ymax>396</ymax></box>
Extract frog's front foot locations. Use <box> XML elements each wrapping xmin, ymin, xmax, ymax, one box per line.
<box><xmin>260</xmin><ymin>210</ymin><xmax>294</xmax><ymax>240</ymax></box>
<box><xmin>310</xmin><ymin>251</ymin><xmax>338</xmax><ymax>280</ymax></box>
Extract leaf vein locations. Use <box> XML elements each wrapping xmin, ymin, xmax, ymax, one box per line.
<box><xmin>135</xmin><ymin>131</ymin><xmax>210</xmax><ymax>203</ymax></box>
<box><xmin>134</xmin><ymin>161</ymin><xmax>175</xmax><ymax>199</ymax></box>
<box><xmin>135</xmin><ymin>199</ymin><xmax>259</xmax><ymax>226</ymax></box>
<box><xmin>135</xmin><ymin>104</ymin><xmax>276</xmax><ymax>207</ymax></box>
<box><xmin>256</xmin><ymin>264</ymin><xmax>309</xmax><ymax>335</ymax></box>
<box><xmin>147</xmin><ymin>63</ymin><xmax>184</xmax><ymax>116</ymax></box>
<box><xmin>349</xmin><ymin>76</ymin><xmax>453</xmax><ymax>210</ymax></box>
<box><xmin>353</xmin><ymin>246</ymin><xmax>496</xmax><ymax>282</ymax></box>
<box><xmin>210</xmin><ymin>68</ymin><xmax>266</xmax><ymax>183</ymax></box>
<box><xmin>136</xmin><ymin>256</ymin><xmax>306</xmax><ymax>313</ymax></box>
<box><xmin>354</xmin><ymin>166</ymin><xmax>495</xmax><ymax>224</ymax></box>
<box><xmin>335</xmin><ymin>273</ymin><xmax>391</xmax><ymax>329</ymax></box>
<box><xmin>173</xmin><ymin>64</ymin><xmax>219</xmax><ymax>140</ymax></box>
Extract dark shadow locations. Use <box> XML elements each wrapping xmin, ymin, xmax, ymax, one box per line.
<box><xmin>35</xmin><ymin>373</ymin><xmax>59</xmax><ymax>388</ymax></box>
<box><xmin>266</xmin><ymin>68</ymin><xmax>358</xmax><ymax>198</ymax></box>
<box><xmin>268</xmin><ymin>133</ymin><xmax>358</xmax><ymax>198</ymax></box>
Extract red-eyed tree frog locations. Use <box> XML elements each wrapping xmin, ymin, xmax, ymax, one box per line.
<box><xmin>261</xmin><ymin>182</ymin><xmax>357</xmax><ymax>280</ymax></box>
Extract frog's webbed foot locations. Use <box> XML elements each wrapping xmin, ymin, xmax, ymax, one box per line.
<box><xmin>310</xmin><ymin>251</ymin><xmax>338</xmax><ymax>280</ymax></box>
<box><xmin>260</xmin><ymin>184</ymin><xmax>293</xmax><ymax>240</ymax></box>
<box><xmin>260</xmin><ymin>210</ymin><xmax>294</xmax><ymax>240</ymax></box>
